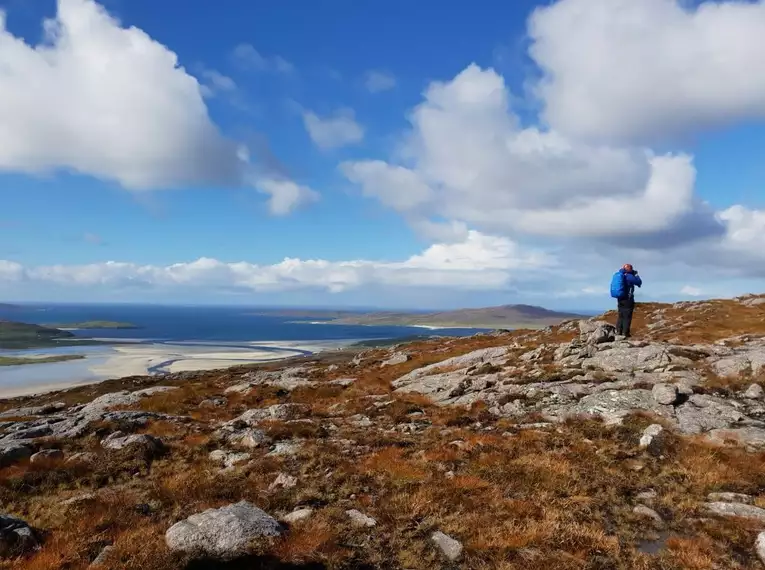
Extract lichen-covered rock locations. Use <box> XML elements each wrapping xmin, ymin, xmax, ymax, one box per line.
<box><xmin>705</xmin><ymin>427</ymin><xmax>765</xmax><ymax>449</ymax></box>
<box><xmin>282</xmin><ymin>508</ymin><xmax>313</xmax><ymax>524</ymax></box>
<box><xmin>675</xmin><ymin>395</ymin><xmax>746</xmax><ymax>434</ymax></box>
<box><xmin>165</xmin><ymin>501</ymin><xmax>282</xmax><ymax>558</ymax></box>
<box><xmin>705</xmin><ymin>502</ymin><xmax>765</xmax><ymax>522</ymax></box>
<box><xmin>651</xmin><ymin>383</ymin><xmax>678</xmax><ymax>406</ymax></box>
<box><xmin>209</xmin><ymin>450</ymin><xmax>250</xmax><ymax>470</ymax></box>
<box><xmin>745</xmin><ymin>384</ymin><xmax>764</xmax><ymax>400</ymax></box>
<box><xmin>101</xmin><ymin>433</ymin><xmax>164</xmax><ymax>455</ymax></box>
<box><xmin>578</xmin><ymin>320</ymin><xmax>615</xmax><ymax>345</ymax></box>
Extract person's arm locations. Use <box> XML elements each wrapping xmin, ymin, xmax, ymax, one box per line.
<box><xmin>625</xmin><ymin>273</ymin><xmax>642</xmax><ymax>288</ymax></box>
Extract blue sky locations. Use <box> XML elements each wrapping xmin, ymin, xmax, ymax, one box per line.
<box><xmin>1</xmin><ymin>0</ymin><xmax>765</xmax><ymax>310</ymax></box>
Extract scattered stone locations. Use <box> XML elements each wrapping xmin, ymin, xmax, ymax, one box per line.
<box><xmin>209</xmin><ymin>450</ymin><xmax>250</xmax><ymax>470</ymax></box>
<box><xmin>636</xmin><ymin>490</ymin><xmax>658</xmax><ymax>502</ymax></box>
<box><xmin>652</xmin><ymin>383</ymin><xmax>679</xmax><ymax>405</ymax></box>
<box><xmin>346</xmin><ymin>509</ymin><xmax>376</xmax><ymax>528</ymax></box>
<box><xmin>282</xmin><ymin>508</ymin><xmax>313</xmax><ymax>524</ymax></box>
<box><xmin>269</xmin><ymin>473</ymin><xmax>297</xmax><ymax>491</ymax></box>
<box><xmin>67</xmin><ymin>452</ymin><xmax>98</xmax><ymax>465</ymax></box>
<box><xmin>200</xmin><ymin>398</ymin><xmax>227</xmax><ymax>408</ymax></box>
<box><xmin>382</xmin><ymin>352</ymin><xmax>410</xmax><ymax>366</ymax></box>
<box><xmin>349</xmin><ymin>415</ymin><xmax>373</xmax><ymax>428</ymax></box>
<box><xmin>633</xmin><ymin>505</ymin><xmax>663</xmax><ymax>525</ymax></box>
<box><xmin>431</xmin><ymin>531</ymin><xmax>463</xmax><ymax>562</ymax></box>
<box><xmin>165</xmin><ymin>501</ymin><xmax>283</xmax><ymax>558</ymax></box>
<box><xmin>224</xmin><ymin>383</ymin><xmax>254</xmax><ymax>395</ymax></box>
<box><xmin>267</xmin><ymin>442</ymin><xmax>302</xmax><ymax>457</ymax></box>
<box><xmin>329</xmin><ymin>378</ymin><xmax>356</xmax><ymax>387</ymax></box>
<box><xmin>0</xmin><ymin>443</ymin><xmax>32</xmax><ymax>468</ymax></box>
<box><xmin>756</xmin><ymin>532</ymin><xmax>765</xmax><ymax>565</ymax></box>
<box><xmin>705</xmin><ymin>502</ymin><xmax>765</xmax><ymax>522</ymax></box>
<box><xmin>89</xmin><ymin>545</ymin><xmax>115</xmax><ymax>567</ymax></box>
<box><xmin>745</xmin><ymin>384</ymin><xmax>764</xmax><ymax>400</ymax></box>
<box><xmin>30</xmin><ymin>449</ymin><xmax>63</xmax><ymax>464</ymax></box>
<box><xmin>639</xmin><ymin>424</ymin><xmax>664</xmax><ymax>451</ymax></box>
<box><xmin>0</xmin><ymin>514</ymin><xmax>38</xmax><ymax>557</ymax></box>
<box><xmin>62</xmin><ymin>493</ymin><xmax>98</xmax><ymax>508</ymax></box>
<box><xmin>707</xmin><ymin>492</ymin><xmax>753</xmax><ymax>505</ymax></box>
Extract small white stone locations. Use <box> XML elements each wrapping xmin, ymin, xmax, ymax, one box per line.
<box><xmin>282</xmin><ymin>508</ymin><xmax>313</xmax><ymax>524</ymax></box>
<box><xmin>431</xmin><ymin>531</ymin><xmax>463</xmax><ymax>561</ymax></box>
<box><xmin>346</xmin><ymin>509</ymin><xmax>376</xmax><ymax>528</ymax></box>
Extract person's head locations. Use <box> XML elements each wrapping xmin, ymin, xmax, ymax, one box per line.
<box><xmin>622</xmin><ymin>263</ymin><xmax>634</xmax><ymax>273</ymax></box>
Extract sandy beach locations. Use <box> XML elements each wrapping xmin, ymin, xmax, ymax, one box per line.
<box><xmin>0</xmin><ymin>341</ymin><xmax>334</xmax><ymax>399</ymax></box>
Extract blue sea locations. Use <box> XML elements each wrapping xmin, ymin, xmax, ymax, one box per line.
<box><xmin>0</xmin><ymin>304</ymin><xmax>486</xmax><ymax>395</ymax></box>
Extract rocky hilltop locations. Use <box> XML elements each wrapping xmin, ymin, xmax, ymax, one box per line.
<box><xmin>3</xmin><ymin>295</ymin><xmax>765</xmax><ymax>568</ymax></box>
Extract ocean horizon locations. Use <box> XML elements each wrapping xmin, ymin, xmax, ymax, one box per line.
<box><xmin>0</xmin><ymin>303</ymin><xmax>488</xmax><ymax>397</ymax></box>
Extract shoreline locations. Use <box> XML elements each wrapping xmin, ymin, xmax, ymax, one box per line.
<box><xmin>0</xmin><ymin>339</ymin><xmax>352</xmax><ymax>400</ymax></box>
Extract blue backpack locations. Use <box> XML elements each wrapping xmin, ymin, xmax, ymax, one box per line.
<box><xmin>610</xmin><ymin>271</ymin><xmax>626</xmax><ymax>299</ymax></box>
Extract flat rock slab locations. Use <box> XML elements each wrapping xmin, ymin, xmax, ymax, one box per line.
<box><xmin>0</xmin><ymin>443</ymin><xmax>32</xmax><ymax>468</ymax></box>
<box><xmin>705</xmin><ymin>427</ymin><xmax>765</xmax><ymax>448</ymax></box>
<box><xmin>705</xmin><ymin>502</ymin><xmax>765</xmax><ymax>522</ymax></box>
<box><xmin>165</xmin><ymin>501</ymin><xmax>283</xmax><ymax>559</ymax></box>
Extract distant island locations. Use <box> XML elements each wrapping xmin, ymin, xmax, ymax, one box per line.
<box><xmin>0</xmin><ymin>321</ymin><xmax>100</xmax><ymax>349</ymax></box>
<box><xmin>0</xmin><ymin>303</ymin><xmax>20</xmax><ymax>310</ymax></box>
<box><xmin>0</xmin><ymin>354</ymin><xmax>85</xmax><ymax>367</ymax></box>
<box><xmin>253</xmin><ymin>304</ymin><xmax>583</xmax><ymax>330</ymax></box>
<box><xmin>46</xmin><ymin>320</ymin><xmax>141</xmax><ymax>330</ymax></box>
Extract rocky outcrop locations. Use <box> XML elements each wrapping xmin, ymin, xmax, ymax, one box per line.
<box><xmin>165</xmin><ymin>501</ymin><xmax>283</xmax><ymax>559</ymax></box>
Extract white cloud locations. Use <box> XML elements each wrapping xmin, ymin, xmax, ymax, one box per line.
<box><xmin>342</xmin><ymin>64</ymin><xmax>718</xmax><ymax>243</ymax></box>
<box><xmin>0</xmin><ymin>1</ymin><xmax>317</xmax><ymax>214</ymax></box>
<box><xmin>0</xmin><ymin>0</ymin><xmax>244</xmax><ymax>190</ymax></box>
<box><xmin>232</xmin><ymin>43</ymin><xmax>295</xmax><ymax>75</ymax></box>
<box><xmin>528</xmin><ymin>0</ymin><xmax>765</xmax><ymax>144</ymax></box>
<box><xmin>681</xmin><ymin>285</ymin><xmax>702</xmax><ymax>296</ymax></box>
<box><xmin>199</xmin><ymin>68</ymin><xmax>237</xmax><ymax>96</ymax></box>
<box><xmin>364</xmin><ymin>70</ymin><xmax>396</xmax><ymax>93</ymax></box>
<box><xmin>254</xmin><ymin>177</ymin><xmax>320</xmax><ymax>216</ymax></box>
<box><xmin>303</xmin><ymin>109</ymin><xmax>364</xmax><ymax>150</ymax></box>
<box><xmin>0</xmin><ymin>231</ymin><xmax>554</xmax><ymax>294</ymax></box>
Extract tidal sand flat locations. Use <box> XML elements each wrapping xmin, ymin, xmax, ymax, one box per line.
<box><xmin>0</xmin><ymin>341</ymin><xmax>325</xmax><ymax>398</ymax></box>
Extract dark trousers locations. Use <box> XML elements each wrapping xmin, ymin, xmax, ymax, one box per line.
<box><xmin>616</xmin><ymin>298</ymin><xmax>635</xmax><ymax>336</ymax></box>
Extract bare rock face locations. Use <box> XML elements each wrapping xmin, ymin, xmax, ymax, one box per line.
<box><xmin>0</xmin><ymin>514</ymin><xmax>39</xmax><ymax>558</ymax></box>
<box><xmin>165</xmin><ymin>501</ymin><xmax>283</xmax><ymax>559</ymax></box>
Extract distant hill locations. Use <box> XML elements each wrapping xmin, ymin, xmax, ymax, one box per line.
<box><xmin>322</xmin><ymin>304</ymin><xmax>583</xmax><ymax>329</ymax></box>
<box><xmin>0</xmin><ymin>321</ymin><xmax>84</xmax><ymax>349</ymax></box>
<box><xmin>0</xmin><ymin>303</ymin><xmax>20</xmax><ymax>310</ymax></box>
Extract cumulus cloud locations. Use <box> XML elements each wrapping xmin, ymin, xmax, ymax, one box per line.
<box><xmin>0</xmin><ymin>231</ymin><xmax>555</xmax><ymax>294</ymax></box>
<box><xmin>254</xmin><ymin>177</ymin><xmax>320</xmax><ymax>216</ymax></box>
<box><xmin>0</xmin><ymin>0</ymin><xmax>317</xmax><ymax>213</ymax></box>
<box><xmin>231</xmin><ymin>43</ymin><xmax>295</xmax><ymax>75</ymax></box>
<box><xmin>342</xmin><ymin>64</ymin><xmax>719</xmax><ymax>244</ymax></box>
<box><xmin>364</xmin><ymin>70</ymin><xmax>396</xmax><ymax>93</ymax></box>
<box><xmin>681</xmin><ymin>285</ymin><xmax>702</xmax><ymax>297</ymax></box>
<box><xmin>303</xmin><ymin>109</ymin><xmax>364</xmax><ymax>150</ymax></box>
<box><xmin>528</xmin><ymin>0</ymin><xmax>765</xmax><ymax>144</ymax></box>
<box><xmin>0</xmin><ymin>0</ymin><xmax>245</xmax><ymax>190</ymax></box>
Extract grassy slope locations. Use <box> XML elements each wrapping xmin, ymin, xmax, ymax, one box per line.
<box><xmin>3</xmin><ymin>296</ymin><xmax>765</xmax><ymax>569</ymax></box>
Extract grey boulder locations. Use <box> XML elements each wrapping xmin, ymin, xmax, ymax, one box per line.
<box><xmin>0</xmin><ymin>514</ymin><xmax>38</xmax><ymax>558</ymax></box>
<box><xmin>165</xmin><ymin>501</ymin><xmax>283</xmax><ymax>559</ymax></box>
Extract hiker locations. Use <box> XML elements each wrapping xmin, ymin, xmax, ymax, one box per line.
<box><xmin>610</xmin><ymin>264</ymin><xmax>642</xmax><ymax>338</ymax></box>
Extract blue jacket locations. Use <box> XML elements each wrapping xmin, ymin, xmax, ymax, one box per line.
<box><xmin>619</xmin><ymin>268</ymin><xmax>642</xmax><ymax>300</ymax></box>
